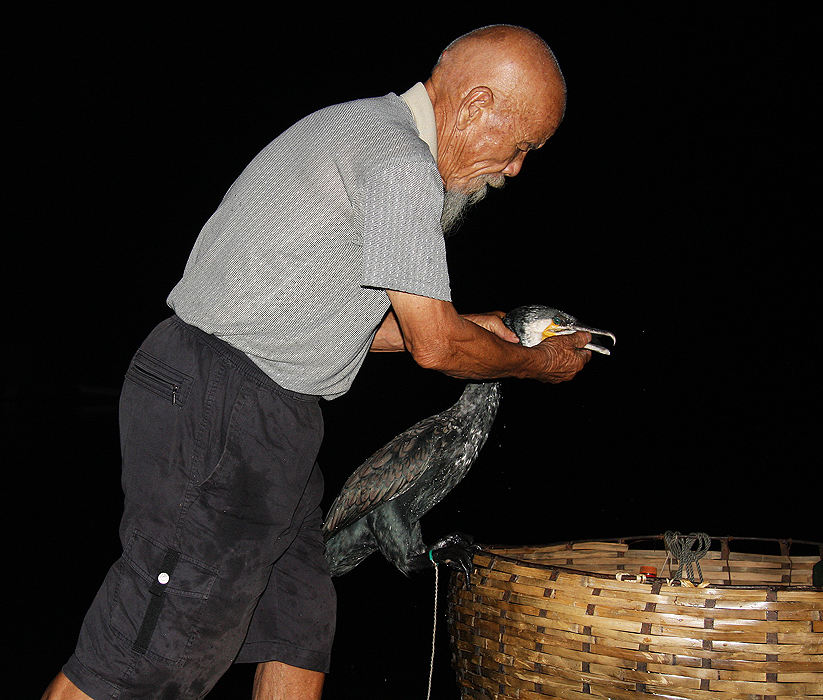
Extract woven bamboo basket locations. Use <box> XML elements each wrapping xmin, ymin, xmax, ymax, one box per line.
<box><xmin>448</xmin><ymin>535</ymin><xmax>822</xmax><ymax>699</ymax></box>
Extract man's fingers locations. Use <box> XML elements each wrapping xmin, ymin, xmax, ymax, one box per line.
<box><xmin>464</xmin><ymin>312</ymin><xmax>520</xmax><ymax>343</ymax></box>
<box><xmin>574</xmin><ymin>331</ymin><xmax>592</xmax><ymax>349</ymax></box>
<box><xmin>537</xmin><ymin>332</ymin><xmax>594</xmax><ymax>383</ymax></box>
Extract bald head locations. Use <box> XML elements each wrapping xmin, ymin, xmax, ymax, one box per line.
<box><xmin>431</xmin><ymin>25</ymin><xmax>566</xmax><ymax>126</ymax></box>
<box><xmin>424</xmin><ymin>25</ymin><xmax>566</xmax><ymax>196</ymax></box>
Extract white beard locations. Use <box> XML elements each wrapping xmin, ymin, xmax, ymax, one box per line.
<box><xmin>440</xmin><ymin>174</ymin><xmax>506</xmax><ymax>234</ymax></box>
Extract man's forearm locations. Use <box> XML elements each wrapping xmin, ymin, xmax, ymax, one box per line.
<box><xmin>386</xmin><ymin>290</ymin><xmax>591</xmax><ymax>384</ymax></box>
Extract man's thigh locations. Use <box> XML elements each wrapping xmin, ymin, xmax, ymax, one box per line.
<box><xmin>63</xmin><ymin>317</ymin><xmax>325</xmax><ymax>700</ymax></box>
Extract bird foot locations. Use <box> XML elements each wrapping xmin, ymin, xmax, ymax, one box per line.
<box><xmin>428</xmin><ymin>532</ymin><xmax>480</xmax><ymax>581</ymax></box>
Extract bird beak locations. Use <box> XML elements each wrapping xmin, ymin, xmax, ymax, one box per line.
<box><xmin>542</xmin><ymin>322</ymin><xmax>617</xmax><ymax>355</ymax></box>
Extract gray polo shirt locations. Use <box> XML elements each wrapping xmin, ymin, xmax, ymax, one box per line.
<box><xmin>167</xmin><ymin>86</ymin><xmax>450</xmax><ymax>398</ymax></box>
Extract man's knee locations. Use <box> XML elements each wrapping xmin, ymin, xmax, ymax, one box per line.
<box><xmin>41</xmin><ymin>672</ymin><xmax>94</xmax><ymax>700</ymax></box>
<box><xmin>253</xmin><ymin>661</ymin><xmax>325</xmax><ymax>700</ymax></box>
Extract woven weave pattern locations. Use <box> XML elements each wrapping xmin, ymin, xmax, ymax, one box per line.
<box><xmin>448</xmin><ymin>538</ymin><xmax>822</xmax><ymax>699</ymax></box>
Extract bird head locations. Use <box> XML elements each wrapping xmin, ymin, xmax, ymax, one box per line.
<box><xmin>503</xmin><ymin>304</ymin><xmax>616</xmax><ymax>354</ymax></box>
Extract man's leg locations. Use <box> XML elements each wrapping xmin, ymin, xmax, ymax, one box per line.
<box><xmin>234</xmin><ymin>467</ymin><xmax>336</xmax><ymax>694</ymax></box>
<box><xmin>42</xmin><ymin>662</ymin><xmax>324</xmax><ymax>700</ymax></box>
<box><xmin>41</xmin><ymin>672</ymin><xmax>93</xmax><ymax>700</ymax></box>
<box><xmin>49</xmin><ymin>318</ymin><xmax>327</xmax><ymax>699</ymax></box>
<box><xmin>252</xmin><ymin>662</ymin><xmax>324</xmax><ymax>700</ymax></box>
<box><xmin>43</xmin><ymin>661</ymin><xmax>325</xmax><ymax>700</ymax></box>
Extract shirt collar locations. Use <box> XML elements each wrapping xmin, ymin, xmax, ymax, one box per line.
<box><xmin>400</xmin><ymin>82</ymin><xmax>438</xmax><ymax>162</ymax></box>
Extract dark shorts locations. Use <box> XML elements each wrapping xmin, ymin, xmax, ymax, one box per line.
<box><xmin>63</xmin><ymin>316</ymin><xmax>336</xmax><ymax>700</ymax></box>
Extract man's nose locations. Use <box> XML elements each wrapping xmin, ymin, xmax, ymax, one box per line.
<box><xmin>503</xmin><ymin>151</ymin><xmax>527</xmax><ymax>177</ymax></box>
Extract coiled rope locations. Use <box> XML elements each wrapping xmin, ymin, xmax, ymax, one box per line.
<box><xmin>664</xmin><ymin>531</ymin><xmax>711</xmax><ymax>583</ymax></box>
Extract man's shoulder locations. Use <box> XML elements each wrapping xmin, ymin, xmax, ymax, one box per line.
<box><xmin>313</xmin><ymin>93</ymin><xmax>433</xmax><ymax>169</ymax></box>
<box><xmin>314</xmin><ymin>93</ymin><xmax>415</xmax><ymax>138</ymax></box>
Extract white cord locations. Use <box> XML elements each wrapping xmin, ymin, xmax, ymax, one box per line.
<box><xmin>426</xmin><ymin>562</ymin><xmax>439</xmax><ymax>700</ymax></box>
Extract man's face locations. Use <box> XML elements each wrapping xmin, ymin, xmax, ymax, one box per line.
<box><xmin>446</xmin><ymin>134</ymin><xmax>531</xmax><ymax>195</ymax></box>
<box><xmin>443</xmin><ymin>99</ymin><xmax>560</xmax><ymax>195</ymax></box>
<box><xmin>438</xmin><ymin>108</ymin><xmax>557</xmax><ymax>233</ymax></box>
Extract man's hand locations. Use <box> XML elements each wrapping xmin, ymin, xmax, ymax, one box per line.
<box><xmin>461</xmin><ymin>311</ymin><xmax>520</xmax><ymax>343</ymax></box>
<box><xmin>463</xmin><ymin>310</ymin><xmax>591</xmax><ymax>383</ymax></box>
<box><xmin>533</xmin><ymin>332</ymin><xmax>592</xmax><ymax>384</ymax></box>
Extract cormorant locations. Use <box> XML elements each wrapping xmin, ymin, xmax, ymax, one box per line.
<box><xmin>322</xmin><ymin>305</ymin><xmax>615</xmax><ymax>577</ymax></box>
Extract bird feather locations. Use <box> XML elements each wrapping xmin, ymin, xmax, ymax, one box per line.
<box><xmin>322</xmin><ymin>410</ymin><xmax>462</xmax><ymax>540</ymax></box>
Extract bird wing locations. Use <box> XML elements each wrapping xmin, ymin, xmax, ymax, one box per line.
<box><xmin>322</xmin><ymin>412</ymin><xmax>455</xmax><ymax>540</ymax></box>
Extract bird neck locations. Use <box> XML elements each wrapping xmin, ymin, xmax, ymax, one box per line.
<box><xmin>453</xmin><ymin>381</ymin><xmax>502</xmax><ymax>419</ymax></box>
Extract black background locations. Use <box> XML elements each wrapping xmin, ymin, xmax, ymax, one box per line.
<box><xmin>9</xmin><ymin>4</ymin><xmax>818</xmax><ymax>698</ymax></box>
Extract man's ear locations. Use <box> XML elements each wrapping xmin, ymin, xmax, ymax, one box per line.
<box><xmin>456</xmin><ymin>86</ymin><xmax>494</xmax><ymax>130</ymax></box>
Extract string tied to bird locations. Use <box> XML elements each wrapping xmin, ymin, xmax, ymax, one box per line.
<box><xmin>426</xmin><ymin>551</ymin><xmax>439</xmax><ymax>700</ymax></box>
<box><xmin>664</xmin><ymin>531</ymin><xmax>711</xmax><ymax>584</ymax></box>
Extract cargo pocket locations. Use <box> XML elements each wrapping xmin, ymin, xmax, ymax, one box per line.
<box><xmin>125</xmin><ymin>350</ymin><xmax>193</xmax><ymax>407</ymax></box>
<box><xmin>110</xmin><ymin>530</ymin><xmax>219</xmax><ymax>665</ymax></box>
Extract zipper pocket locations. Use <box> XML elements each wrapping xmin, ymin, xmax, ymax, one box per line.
<box><xmin>125</xmin><ymin>350</ymin><xmax>193</xmax><ymax>407</ymax></box>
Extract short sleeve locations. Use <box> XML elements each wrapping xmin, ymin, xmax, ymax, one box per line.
<box><xmin>360</xmin><ymin>160</ymin><xmax>451</xmax><ymax>301</ymax></box>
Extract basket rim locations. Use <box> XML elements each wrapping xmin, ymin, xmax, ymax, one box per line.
<box><xmin>474</xmin><ymin>533</ymin><xmax>822</xmax><ymax>592</ymax></box>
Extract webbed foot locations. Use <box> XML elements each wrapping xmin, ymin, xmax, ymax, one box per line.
<box><xmin>428</xmin><ymin>532</ymin><xmax>480</xmax><ymax>581</ymax></box>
